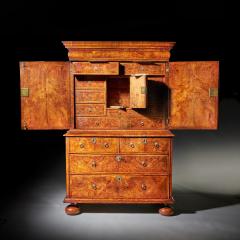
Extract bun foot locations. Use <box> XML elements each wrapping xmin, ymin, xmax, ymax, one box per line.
<box><xmin>159</xmin><ymin>206</ymin><xmax>174</xmax><ymax>216</ymax></box>
<box><xmin>65</xmin><ymin>204</ymin><xmax>81</xmax><ymax>215</ymax></box>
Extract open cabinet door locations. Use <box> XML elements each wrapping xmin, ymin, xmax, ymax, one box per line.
<box><xmin>20</xmin><ymin>62</ymin><xmax>71</xmax><ymax>129</ymax></box>
<box><xmin>168</xmin><ymin>61</ymin><xmax>219</xmax><ymax>129</ymax></box>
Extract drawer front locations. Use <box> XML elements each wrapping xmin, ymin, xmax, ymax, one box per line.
<box><xmin>70</xmin><ymin>175</ymin><xmax>169</xmax><ymax>199</ymax></box>
<box><xmin>75</xmin><ymin>90</ymin><xmax>105</xmax><ymax>103</ymax></box>
<box><xmin>69</xmin><ymin>154</ymin><xmax>169</xmax><ymax>174</ymax></box>
<box><xmin>122</xmin><ymin>63</ymin><xmax>166</xmax><ymax>75</ymax></box>
<box><xmin>75</xmin><ymin>79</ymin><xmax>105</xmax><ymax>89</ymax></box>
<box><xmin>120</xmin><ymin>138</ymin><xmax>170</xmax><ymax>154</ymax></box>
<box><xmin>69</xmin><ymin>137</ymin><xmax>118</xmax><ymax>153</ymax></box>
<box><xmin>75</xmin><ymin>104</ymin><xmax>105</xmax><ymax>116</ymax></box>
<box><xmin>72</xmin><ymin>62</ymin><xmax>119</xmax><ymax>75</ymax></box>
<box><xmin>76</xmin><ymin>117</ymin><xmax>120</xmax><ymax>129</ymax></box>
<box><xmin>126</xmin><ymin>118</ymin><xmax>164</xmax><ymax>129</ymax></box>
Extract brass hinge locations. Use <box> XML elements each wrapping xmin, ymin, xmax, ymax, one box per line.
<box><xmin>21</xmin><ymin>88</ymin><xmax>29</xmax><ymax>97</ymax></box>
<box><xmin>141</xmin><ymin>86</ymin><xmax>147</xmax><ymax>94</ymax></box>
<box><xmin>209</xmin><ymin>88</ymin><xmax>218</xmax><ymax>97</ymax></box>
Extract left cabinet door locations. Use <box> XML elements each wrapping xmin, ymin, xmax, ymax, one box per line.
<box><xmin>20</xmin><ymin>62</ymin><xmax>71</xmax><ymax>130</ymax></box>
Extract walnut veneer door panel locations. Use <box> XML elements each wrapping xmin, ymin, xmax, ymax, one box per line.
<box><xmin>169</xmin><ymin>61</ymin><xmax>219</xmax><ymax>129</ymax></box>
<box><xmin>69</xmin><ymin>137</ymin><xmax>119</xmax><ymax>153</ymax></box>
<box><xmin>75</xmin><ymin>90</ymin><xmax>105</xmax><ymax>103</ymax></box>
<box><xmin>70</xmin><ymin>175</ymin><xmax>169</xmax><ymax>199</ymax></box>
<box><xmin>20</xmin><ymin>62</ymin><xmax>70</xmax><ymax>129</ymax></box>
<box><xmin>75</xmin><ymin>117</ymin><xmax>121</xmax><ymax>129</ymax></box>
<box><xmin>69</xmin><ymin>154</ymin><xmax>169</xmax><ymax>174</ymax></box>
<box><xmin>75</xmin><ymin>104</ymin><xmax>106</xmax><ymax>116</ymax></box>
<box><xmin>120</xmin><ymin>138</ymin><xmax>170</xmax><ymax>154</ymax></box>
<box><xmin>118</xmin><ymin>175</ymin><xmax>169</xmax><ymax>199</ymax></box>
<box><xmin>70</xmin><ymin>175</ymin><xmax>119</xmax><ymax>198</ymax></box>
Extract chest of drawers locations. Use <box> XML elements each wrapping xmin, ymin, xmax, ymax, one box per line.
<box><xmin>19</xmin><ymin>41</ymin><xmax>219</xmax><ymax>216</ymax></box>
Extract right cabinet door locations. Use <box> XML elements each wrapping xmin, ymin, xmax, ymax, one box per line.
<box><xmin>168</xmin><ymin>61</ymin><xmax>219</xmax><ymax>129</ymax></box>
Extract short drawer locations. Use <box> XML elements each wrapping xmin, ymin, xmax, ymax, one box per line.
<box><xmin>122</xmin><ymin>63</ymin><xmax>166</xmax><ymax>75</ymax></box>
<box><xmin>120</xmin><ymin>137</ymin><xmax>170</xmax><ymax>154</ymax></box>
<box><xmin>70</xmin><ymin>174</ymin><xmax>169</xmax><ymax>199</ymax></box>
<box><xmin>72</xmin><ymin>62</ymin><xmax>119</xmax><ymax>75</ymax></box>
<box><xmin>69</xmin><ymin>154</ymin><xmax>169</xmax><ymax>174</ymax></box>
<box><xmin>75</xmin><ymin>117</ymin><xmax>120</xmax><ymax>129</ymax></box>
<box><xmin>75</xmin><ymin>90</ymin><xmax>105</xmax><ymax>103</ymax></box>
<box><xmin>75</xmin><ymin>104</ymin><xmax>106</xmax><ymax>116</ymax></box>
<box><xmin>69</xmin><ymin>137</ymin><xmax>118</xmax><ymax>153</ymax></box>
<box><xmin>75</xmin><ymin>78</ymin><xmax>105</xmax><ymax>89</ymax></box>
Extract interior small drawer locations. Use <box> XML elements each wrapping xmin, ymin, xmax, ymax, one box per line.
<box><xmin>72</xmin><ymin>62</ymin><xmax>119</xmax><ymax>75</ymax></box>
<box><xmin>75</xmin><ymin>104</ymin><xmax>106</xmax><ymax>116</ymax></box>
<box><xmin>75</xmin><ymin>117</ymin><xmax>120</xmax><ymax>129</ymax></box>
<box><xmin>75</xmin><ymin>90</ymin><xmax>105</xmax><ymax>103</ymax></box>
<box><xmin>70</xmin><ymin>174</ymin><xmax>169</xmax><ymax>199</ymax></box>
<box><xmin>69</xmin><ymin>137</ymin><xmax>119</xmax><ymax>153</ymax></box>
<box><xmin>120</xmin><ymin>137</ymin><xmax>170</xmax><ymax>154</ymax></box>
<box><xmin>122</xmin><ymin>63</ymin><xmax>166</xmax><ymax>75</ymax></box>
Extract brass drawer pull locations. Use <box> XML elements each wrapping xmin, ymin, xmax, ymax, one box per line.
<box><xmin>91</xmin><ymin>161</ymin><xmax>97</xmax><ymax>168</ymax></box>
<box><xmin>116</xmin><ymin>176</ymin><xmax>122</xmax><ymax>181</ymax></box>
<box><xmin>104</xmin><ymin>143</ymin><xmax>109</xmax><ymax>148</ymax></box>
<box><xmin>140</xmin><ymin>121</ymin><xmax>144</xmax><ymax>126</ymax></box>
<box><xmin>141</xmin><ymin>183</ymin><xmax>147</xmax><ymax>191</ymax></box>
<box><xmin>92</xmin><ymin>183</ymin><xmax>97</xmax><ymax>190</ymax></box>
<box><xmin>88</xmin><ymin>108</ymin><xmax>92</xmax><ymax>112</ymax></box>
<box><xmin>141</xmin><ymin>161</ymin><xmax>147</xmax><ymax>167</ymax></box>
<box><xmin>80</xmin><ymin>143</ymin><xmax>85</xmax><ymax>148</ymax></box>
<box><xmin>154</xmin><ymin>142</ymin><xmax>160</xmax><ymax>148</ymax></box>
<box><xmin>129</xmin><ymin>143</ymin><xmax>135</xmax><ymax>148</ymax></box>
<box><xmin>115</xmin><ymin>155</ymin><xmax>122</xmax><ymax>162</ymax></box>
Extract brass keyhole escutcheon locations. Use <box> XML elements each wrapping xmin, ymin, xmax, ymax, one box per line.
<box><xmin>80</xmin><ymin>143</ymin><xmax>85</xmax><ymax>148</ymax></box>
<box><xmin>130</xmin><ymin>143</ymin><xmax>135</xmax><ymax>148</ymax></box>
<box><xmin>92</xmin><ymin>137</ymin><xmax>96</xmax><ymax>144</ymax></box>
<box><xmin>104</xmin><ymin>143</ymin><xmax>109</xmax><ymax>148</ymax></box>
<box><xmin>92</xmin><ymin>183</ymin><xmax>97</xmax><ymax>190</ymax></box>
<box><xmin>140</xmin><ymin>121</ymin><xmax>144</xmax><ymax>126</ymax></box>
<box><xmin>143</xmin><ymin>138</ymin><xmax>147</xmax><ymax>144</ymax></box>
<box><xmin>154</xmin><ymin>142</ymin><xmax>160</xmax><ymax>148</ymax></box>
<box><xmin>116</xmin><ymin>176</ymin><xmax>122</xmax><ymax>181</ymax></box>
<box><xmin>141</xmin><ymin>183</ymin><xmax>147</xmax><ymax>191</ymax></box>
<box><xmin>141</xmin><ymin>161</ymin><xmax>147</xmax><ymax>167</ymax></box>
<box><xmin>115</xmin><ymin>155</ymin><xmax>122</xmax><ymax>162</ymax></box>
<box><xmin>91</xmin><ymin>161</ymin><xmax>97</xmax><ymax>168</ymax></box>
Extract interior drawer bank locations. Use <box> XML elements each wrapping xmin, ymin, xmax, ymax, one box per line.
<box><xmin>69</xmin><ymin>154</ymin><xmax>169</xmax><ymax>174</ymax></box>
<box><xmin>69</xmin><ymin>174</ymin><xmax>169</xmax><ymax>199</ymax></box>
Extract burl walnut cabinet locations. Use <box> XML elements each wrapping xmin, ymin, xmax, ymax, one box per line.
<box><xmin>19</xmin><ymin>41</ymin><xmax>219</xmax><ymax>216</ymax></box>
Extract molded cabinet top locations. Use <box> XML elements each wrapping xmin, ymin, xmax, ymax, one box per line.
<box><xmin>62</xmin><ymin>41</ymin><xmax>176</xmax><ymax>62</ymax></box>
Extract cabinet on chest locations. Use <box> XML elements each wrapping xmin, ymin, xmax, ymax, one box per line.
<box><xmin>19</xmin><ymin>41</ymin><xmax>219</xmax><ymax>216</ymax></box>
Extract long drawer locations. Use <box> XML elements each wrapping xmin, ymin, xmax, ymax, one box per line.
<box><xmin>69</xmin><ymin>154</ymin><xmax>169</xmax><ymax>174</ymax></box>
<box><xmin>70</xmin><ymin>174</ymin><xmax>169</xmax><ymax>199</ymax></box>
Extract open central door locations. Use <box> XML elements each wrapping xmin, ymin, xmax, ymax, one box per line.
<box><xmin>20</xmin><ymin>62</ymin><xmax>71</xmax><ymax>130</ymax></box>
<box><xmin>168</xmin><ymin>61</ymin><xmax>219</xmax><ymax>129</ymax></box>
